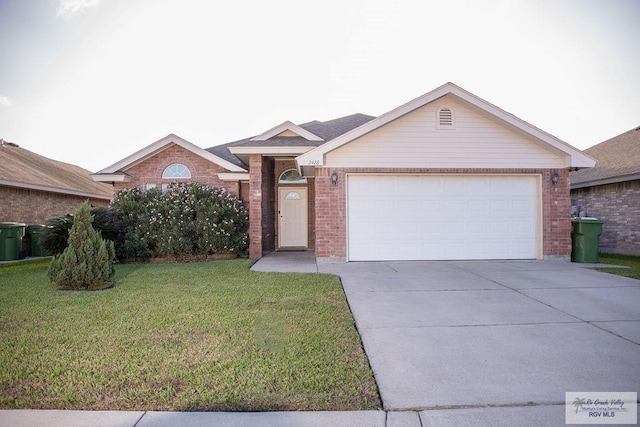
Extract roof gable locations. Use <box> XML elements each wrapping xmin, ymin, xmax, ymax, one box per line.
<box><xmin>324</xmin><ymin>95</ymin><xmax>570</xmax><ymax>169</ymax></box>
<box><xmin>206</xmin><ymin>114</ymin><xmax>376</xmax><ymax>166</ymax></box>
<box><xmin>96</xmin><ymin>134</ymin><xmax>247</xmax><ymax>175</ymax></box>
<box><xmin>250</xmin><ymin>121</ymin><xmax>323</xmax><ymax>142</ymax></box>
<box><xmin>296</xmin><ymin>83</ymin><xmax>595</xmax><ymax>170</ymax></box>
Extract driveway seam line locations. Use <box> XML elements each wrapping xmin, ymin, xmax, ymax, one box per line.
<box><xmin>456</xmin><ymin>266</ymin><xmax>591</xmax><ymax>324</ymax></box>
<box><xmin>132</xmin><ymin>411</ymin><xmax>146</xmax><ymax>426</ymax></box>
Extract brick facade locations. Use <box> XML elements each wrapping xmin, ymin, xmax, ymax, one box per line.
<box><xmin>571</xmin><ymin>180</ymin><xmax>640</xmax><ymax>255</ymax></box>
<box><xmin>0</xmin><ymin>185</ymin><xmax>109</xmax><ymax>225</ymax></box>
<box><xmin>315</xmin><ymin>168</ymin><xmax>571</xmax><ymax>260</ymax></box>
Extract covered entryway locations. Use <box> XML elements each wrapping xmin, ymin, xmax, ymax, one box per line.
<box><xmin>347</xmin><ymin>174</ymin><xmax>540</xmax><ymax>261</ymax></box>
<box><xmin>278</xmin><ymin>187</ymin><xmax>308</xmax><ymax>248</ymax></box>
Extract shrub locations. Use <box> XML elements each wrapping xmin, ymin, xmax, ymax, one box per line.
<box><xmin>48</xmin><ymin>201</ymin><xmax>116</xmax><ymax>290</ymax></box>
<box><xmin>40</xmin><ymin>207</ymin><xmax>121</xmax><ymax>256</ymax></box>
<box><xmin>110</xmin><ymin>182</ymin><xmax>248</xmax><ymax>259</ymax></box>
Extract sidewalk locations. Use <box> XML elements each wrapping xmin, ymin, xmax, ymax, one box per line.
<box><xmin>0</xmin><ymin>409</ymin><xmax>400</xmax><ymax>427</ymax></box>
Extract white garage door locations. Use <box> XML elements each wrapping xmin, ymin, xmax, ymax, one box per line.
<box><xmin>347</xmin><ymin>175</ymin><xmax>540</xmax><ymax>261</ymax></box>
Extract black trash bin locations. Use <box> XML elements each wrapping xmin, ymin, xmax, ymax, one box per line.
<box><xmin>0</xmin><ymin>222</ymin><xmax>26</xmax><ymax>261</ymax></box>
<box><xmin>26</xmin><ymin>225</ymin><xmax>52</xmax><ymax>257</ymax></box>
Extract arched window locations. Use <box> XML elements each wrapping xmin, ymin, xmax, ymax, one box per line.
<box><xmin>162</xmin><ymin>163</ymin><xmax>191</xmax><ymax>179</ymax></box>
<box><xmin>278</xmin><ymin>169</ymin><xmax>307</xmax><ymax>184</ymax></box>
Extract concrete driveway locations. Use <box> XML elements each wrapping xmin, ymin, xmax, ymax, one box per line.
<box><xmin>319</xmin><ymin>260</ymin><xmax>640</xmax><ymax>424</ymax></box>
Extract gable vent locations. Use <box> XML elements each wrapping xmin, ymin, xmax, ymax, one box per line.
<box><xmin>437</xmin><ymin>107</ymin><xmax>454</xmax><ymax>129</ymax></box>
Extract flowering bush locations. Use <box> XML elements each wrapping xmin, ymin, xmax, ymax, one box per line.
<box><xmin>111</xmin><ymin>183</ymin><xmax>248</xmax><ymax>259</ymax></box>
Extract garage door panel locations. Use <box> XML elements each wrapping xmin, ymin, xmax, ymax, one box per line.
<box><xmin>348</xmin><ymin>175</ymin><xmax>539</xmax><ymax>261</ymax></box>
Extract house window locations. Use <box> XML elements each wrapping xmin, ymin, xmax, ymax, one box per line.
<box><xmin>278</xmin><ymin>169</ymin><xmax>307</xmax><ymax>184</ymax></box>
<box><xmin>161</xmin><ymin>183</ymin><xmax>169</xmax><ymax>194</ymax></box>
<box><xmin>162</xmin><ymin>163</ymin><xmax>191</xmax><ymax>178</ymax></box>
<box><xmin>146</xmin><ymin>183</ymin><xmax>157</xmax><ymax>191</ymax></box>
<box><xmin>437</xmin><ymin>107</ymin><xmax>455</xmax><ymax>129</ymax></box>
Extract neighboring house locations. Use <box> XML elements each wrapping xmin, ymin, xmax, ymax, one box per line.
<box><xmin>570</xmin><ymin>126</ymin><xmax>640</xmax><ymax>255</ymax></box>
<box><xmin>93</xmin><ymin>83</ymin><xmax>594</xmax><ymax>262</ymax></box>
<box><xmin>0</xmin><ymin>140</ymin><xmax>112</xmax><ymax>224</ymax></box>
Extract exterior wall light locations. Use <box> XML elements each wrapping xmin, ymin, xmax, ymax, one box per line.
<box><xmin>551</xmin><ymin>173</ymin><xmax>559</xmax><ymax>186</ymax></box>
<box><xmin>331</xmin><ymin>172</ymin><xmax>338</xmax><ymax>186</ymax></box>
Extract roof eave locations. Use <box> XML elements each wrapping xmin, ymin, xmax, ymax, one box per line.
<box><xmin>571</xmin><ymin>173</ymin><xmax>640</xmax><ymax>190</ymax></box>
<box><xmin>0</xmin><ymin>179</ymin><xmax>111</xmax><ymax>200</ymax></box>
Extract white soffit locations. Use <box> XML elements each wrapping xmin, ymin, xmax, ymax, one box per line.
<box><xmin>218</xmin><ymin>173</ymin><xmax>250</xmax><ymax>181</ymax></box>
<box><xmin>91</xmin><ymin>173</ymin><xmax>132</xmax><ymax>183</ymax></box>
<box><xmin>250</xmin><ymin>121</ymin><xmax>323</xmax><ymax>142</ymax></box>
<box><xmin>97</xmin><ymin>134</ymin><xmax>247</xmax><ymax>174</ymax></box>
<box><xmin>296</xmin><ymin>83</ymin><xmax>596</xmax><ymax>169</ymax></box>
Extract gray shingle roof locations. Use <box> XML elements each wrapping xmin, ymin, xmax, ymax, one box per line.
<box><xmin>206</xmin><ymin>113</ymin><xmax>375</xmax><ymax>168</ymax></box>
<box><xmin>0</xmin><ymin>142</ymin><xmax>113</xmax><ymax>198</ymax></box>
<box><xmin>570</xmin><ymin>126</ymin><xmax>640</xmax><ymax>188</ymax></box>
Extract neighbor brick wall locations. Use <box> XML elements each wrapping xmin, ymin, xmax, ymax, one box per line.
<box><xmin>112</xmin><ymin>144</ymin><xmax>231</xmax><ymax>195</ymax></box>
<box><xmin>571</xmin><ymin>180</ymin><xmax>640</xmax><ymax>255</ymax></box>
<box><xmin>315</xmin><ymin>168</ymin><xmax>571</xmax><ymax>260</ymax></box>
<box><xmin>0</xmin><ymin>185</ymin><xmax>109</xmax><ymax>225</ymax></box>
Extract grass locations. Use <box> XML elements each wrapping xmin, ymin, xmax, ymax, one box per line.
<box><xmin>0</xmin><ymin>258</ymin><xmax>380</xmax><ymax>411</ymax></box>
<box><xmin>596</xmin><ymin>253</ymin><xmax>640</xmax><ymax>280</ymax></box>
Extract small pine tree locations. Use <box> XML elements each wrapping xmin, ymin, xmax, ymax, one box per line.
<box><xmin>48</xmin><ymin>201</ymin><xmax>116</xmax><ymax>290</ymax></box>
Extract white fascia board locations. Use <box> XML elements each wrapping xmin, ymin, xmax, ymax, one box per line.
<box><xmin>98</xmin><ymin>134</ymin><xmax>246</xmax><ymax>174</ymax></box>
<box><xmin>296</xmin><ymin>82</ymin><xmax>596</xmax><ymax>169</ymax></box>
<box><xmin>91</xmin><ymin>173</ymin><xmax>132</xmax><ymax>183</ymax></box>
<box><xmin>249</xmin><ymin>121</ymin><xmax>323</xmax><ymax>142</ymax></box>
<box><xmin>0</xmin><ymin>179</ymin><xmax>111</xmax><ymax>200</ymax></box>
<box><xmin>217</xmin><ymin>173</ymin><xmax>250</xmax><ymax>181</ymax></box>
<box><xmin>229</xmin><ymin>146</ymin><xmax>313</xmax><ymax>155</ymax></box>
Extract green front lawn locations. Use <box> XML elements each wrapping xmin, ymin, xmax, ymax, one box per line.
<box><xmin>597</xmin><ymin>253</ymin><xmax>640</xmax><ymax>280</ymax></box>
<box><xmin>0</xmin><ymin>259</ymin><xmax>380</xmax><ymax>411</ymax></box>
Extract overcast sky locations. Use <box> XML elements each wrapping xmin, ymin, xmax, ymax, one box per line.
<box><xmin>1</xmin><ymin>0</ymin><xmax>638</xmax><ymax>172</ymax></box>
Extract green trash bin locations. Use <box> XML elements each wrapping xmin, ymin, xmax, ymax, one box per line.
<box><xmin>571</xmin><ymin>218</ymin><xmax>604</xmax><ymax>263</ymax></box>
<box><xmin>0</xmin><ymin>222</ymin><xmax>26</xmax><ymax>261</ymax></box>
<box><xmin>26</xmin><ymin>225</ymin><xmax>52</xmax><ymax>257</ymax></box>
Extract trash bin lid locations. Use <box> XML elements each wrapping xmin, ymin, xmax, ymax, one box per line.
<box><xmin>0</xmin><ymin>222</ymin><xmax>26</xmax><ymax>228</ymax></box>
<box><xmin>572</xmin><ymin>218</ymin><xmax>604</xmax><ymax>223</ymax></box>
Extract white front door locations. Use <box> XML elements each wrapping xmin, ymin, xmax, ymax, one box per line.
<box><xmin>278</xmin><ymin>187</ymin><xmax>308</xmax><ymax>248</ymax></box>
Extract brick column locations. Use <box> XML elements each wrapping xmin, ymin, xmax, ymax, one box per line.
<box><xmin>249</xmin><ymin>154</ymin><xmax>263</xmax><ymax>258</ymax></box>
<box><xmin>543</xmin><ymin>168</ymin><xmax>571</xmax><ymax>258</ymax></box>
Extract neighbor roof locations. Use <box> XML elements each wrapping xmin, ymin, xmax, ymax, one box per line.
<box><xmin>0</xmin><ymin>141</ymin><xmax>112</xmax><ymax>199</ymax></box>
<box><xmin>570</xmin><ymin>126</ymin><xmax>640</xmax><ymax>189</ymax></box>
